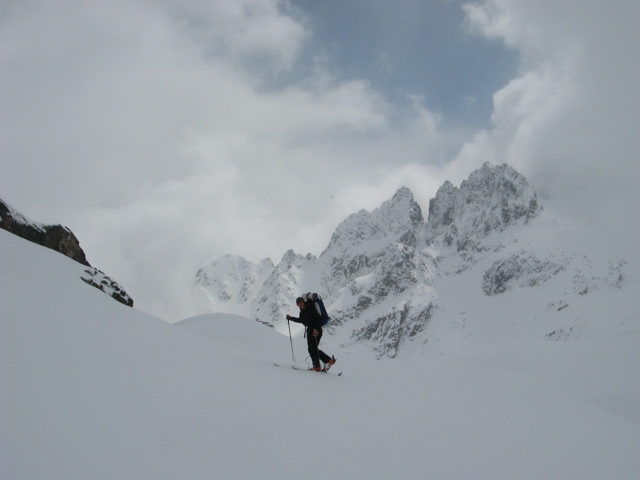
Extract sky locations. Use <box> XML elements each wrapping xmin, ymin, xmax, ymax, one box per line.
<box><xmin>2</xmin><ymin>0</ymin><xmax>639</xmax><ymax>321</ymax></box>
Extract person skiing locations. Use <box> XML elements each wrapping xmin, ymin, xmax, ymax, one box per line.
<box><xmin>286</xmin><ymin>296</ymin><xmax>336</xmax><ymax>372</ymax></box>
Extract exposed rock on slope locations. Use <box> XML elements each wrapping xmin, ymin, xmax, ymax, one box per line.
<box><xmin>426</xmin><ymin>163</ymin><xmax>541</xmax><ymax>250</ymax></box>
<box><xmin>80</xmin><ymin>268</ymin><xmax>134</xmax><ymax>307</ymax></box>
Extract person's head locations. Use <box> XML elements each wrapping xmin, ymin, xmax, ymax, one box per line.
<box><xmin>296</xmin><ymin>297</ymin><xmax>305</xmax><ymax>309</ymax></box>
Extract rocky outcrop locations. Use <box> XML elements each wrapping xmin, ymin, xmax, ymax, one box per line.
<box><xmin>1</xmin><ymin>198</ymin><xmax>90</xmax><ymax>266</ymax></box>
<box><xmin>81</xmin><ymin>268</ymin><xmax>134</xmax><ymax>307</ymax></box>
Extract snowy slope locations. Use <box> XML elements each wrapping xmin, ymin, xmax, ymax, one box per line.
<box><xmin>412</xmin><ymin>208</ymin><xmax>636</xmax><ymax>355</ymax></box>
<box><xmin>3</xmin><ymin>228</ymin><xmax>640</xmax><ymax>480</ymax></box>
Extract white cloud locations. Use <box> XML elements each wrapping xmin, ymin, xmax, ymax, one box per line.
<box><xmin>2</xmin><ymin>0</ymin><xmax>637</xmax><ymax>319</ymax></box>
<box><xmin>1</xmin><ymin>0</ymin><xmax>446</xmax><ymax>319</ymax></box>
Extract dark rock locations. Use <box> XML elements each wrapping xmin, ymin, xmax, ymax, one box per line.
<box><xmin>426</xmin><ymin>163</ymin><xmax>542</xmax><ymax>250</ymax></box>
<box><xmin>0</xmin><ymin>198</ymin><xmax>90</xmax><ymax>266</ymax></box>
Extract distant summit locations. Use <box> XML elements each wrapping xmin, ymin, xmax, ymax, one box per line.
<box><xmin>426</xmin><ymin>162</ymin><xmax>541</xmax><ymax>250</ymax></box>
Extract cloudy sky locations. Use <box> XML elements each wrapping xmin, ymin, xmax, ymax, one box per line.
<box><xmin>2</xmin><ymin>0</ymin><xmax>639</xmax><ymax>320</ymax></box>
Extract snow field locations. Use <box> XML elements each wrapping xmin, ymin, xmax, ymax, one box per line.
<box><xmin>2</xmin><ymin>229</ymin><xmax>640</xmax><ymax>480</ymax></box>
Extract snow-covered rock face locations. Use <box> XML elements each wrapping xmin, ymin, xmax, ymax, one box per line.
<box><xmin>194</xmin><ymin>163</ymin><xmax>630</xmax><ymax>358</ymax></box>
<box><xmin>314</xmin><ymin>187</ymin><xmax>436</xmax><ymax>357</ymax></box>
<box><xmin>324</xmin><ymin>234</ymin><xmax>430</xmax><ymax>354</ymax></box>
<box><xmin>482</xmin><ymin>251</ymin><xmax>568</xmax><ymax>296</ymax></box>
<box><xmin>319</xmin><ymin>186</ymin><xmax>425</xmax><ymax>294</ymax></box>
<box><xmin>427</xmin><ymin>163</ymin><xmax>541</xmax><ymax>251</ymax></box>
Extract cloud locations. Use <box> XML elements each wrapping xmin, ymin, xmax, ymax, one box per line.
<box><xmin>1</xmin><ymin>0</ymin><xmax>448</xmax><ymax>319</ymax></box>
<box><xmin>2</xmin><ymin>0</ymin><xmax>637</xmax><ymax>320</ymax></box>
<box><xmin>455</xmin><ymin>0</ymin><xmax>640</xmax><ymax>252</ymax></box>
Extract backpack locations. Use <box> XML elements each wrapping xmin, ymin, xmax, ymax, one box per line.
<box><xmin>302</xmin><ymin>292</ymin><xmax>330</xmax><ymax>326</ymax></box>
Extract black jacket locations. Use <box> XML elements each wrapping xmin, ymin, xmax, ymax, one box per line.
<box><xmin>289</xmin><ymin>300</ymin><xmax>323</xmax><ymax>331</ymax></box>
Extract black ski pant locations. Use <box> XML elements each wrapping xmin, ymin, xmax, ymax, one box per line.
<box><xmin>307</xmin><ymin>327</ymin><xmax>331</xmax><ymax>368</ymax></box>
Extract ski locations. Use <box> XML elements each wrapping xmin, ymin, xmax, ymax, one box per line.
<box><xmin>292</xmin><ymin>364</ymin><xmax>343</xmax><ymax>376</ymax></box>
<box><xmin>274</xmin><ymin>362</ymin><xmax>342</xmax><ymax>376</ymax></box>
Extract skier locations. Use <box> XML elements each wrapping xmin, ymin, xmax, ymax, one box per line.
<box><xmin>286</xmin><ymin>296</ymin><xmax>336</xmax><ymax>372</ymax></box>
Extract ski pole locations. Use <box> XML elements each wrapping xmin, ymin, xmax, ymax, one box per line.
<box><xmin>314</xmin><ymin>333</ymin><xmax>320</xmax><ymax>371</ymax></box>
<box><xmin>288</xmin><ymin>319</ymin><xmax>296</xmax><ymax>362</ymax></box>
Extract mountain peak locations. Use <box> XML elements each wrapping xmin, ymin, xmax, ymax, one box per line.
<box><xmin>392</xmin><ymin>186</ymin><xmax>412</xmax><ymax>200</ymax></box>
<box><xmin>321</xmin><ymin>186</ymin><xmax>424</xmax><ymax>260</ymax></box>
<box><xmin>426</xmin><ymin>163</ymin><xmax>541</xmax><ymax>249</ymax></box>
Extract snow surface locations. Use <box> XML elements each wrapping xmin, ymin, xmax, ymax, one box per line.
<box><xmin>2</xmin><ymin>228</ymin><xmax>640</xmax><ymax>480</ymax></box>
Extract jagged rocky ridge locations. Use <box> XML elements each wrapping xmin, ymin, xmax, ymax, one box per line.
<box><xmin>426</xmin><ymin>163</ymin><xmax>540</xmax><ymax>250</ymax></box>
<box><xmin>195</xmin><ymin>163</ymin><xmax>628</xmax><ymax>358</ymax></box>
<box><xmin>0</xmin><ymin>198</ymin><xmax>134</xmax><ymax>307</ymax></box>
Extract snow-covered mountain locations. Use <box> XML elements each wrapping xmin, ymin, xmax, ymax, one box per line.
<box><xmin>3</xmin><ymin>210</ymin><xmax>640</xmax><ymax>480</ymax></box>
<box><xmin>195</xmin><ymin>163</ymin><xmax>635</xmax><ymax>358</ymax></box>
